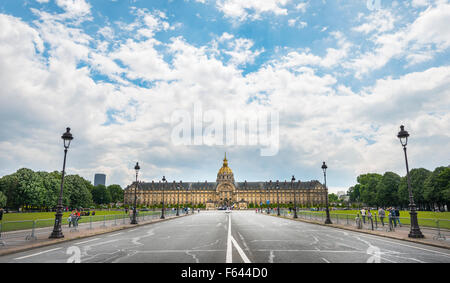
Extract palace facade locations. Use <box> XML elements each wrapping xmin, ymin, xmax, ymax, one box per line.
<box><xmin>124</xmin><ymin>154</ymin><xmax>328</xmax><ymax>209</ymax></box>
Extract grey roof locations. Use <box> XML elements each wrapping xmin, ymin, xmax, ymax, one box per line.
<box><xmin>125</xmin><ymin>180</ymin><xmax>324</xmax><ymax>191</ymax></box>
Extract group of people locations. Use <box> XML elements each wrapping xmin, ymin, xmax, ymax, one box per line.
<box><xmin>359</xmin><ymin>207</ymin><xmax>401</xmax><ymax>228</ymax></box>
<box><xmin>68</xmin><ymin>211</ymin><xmax>81</xmax><ymax>228</ymax></box>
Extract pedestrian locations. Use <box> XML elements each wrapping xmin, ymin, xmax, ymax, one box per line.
<box><xmin>388</xmin><ymin>207</ymin><xmax>396</xmax><ymax>228</ymax></box>
<box><xmin>68</xmin><ymin>213</ymin><xmax>73</xmax><ymax>228</ymax></box>
<box><xmin>394</xmin><ymin>207</ymin><xmax>401</xmax><ymax>227</ymax></box>
<box><xmin>360</xmin><ymin>208</ymin><xmax>366</xmax><ymax>224</ymax></box>
<box><xmin>378</xmin><ymin>207</ymin><xmax>385</xmax><ymax>226</ymax></box>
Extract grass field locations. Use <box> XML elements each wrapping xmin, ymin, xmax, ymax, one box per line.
<box><xmin>0</xmin><ymin>210</ymin><xmax>161</xmax><ymax>232</ymax></box>
<box><xmin>298</xmin><ymin>209</ymin><xmax>450</xmax><ymax>229</ymax></box>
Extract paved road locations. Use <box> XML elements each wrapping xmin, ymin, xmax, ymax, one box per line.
<box><xmin>0</xmin><ymin>211</ymin><xmax>449</xmax><ymax>263</ymax></box>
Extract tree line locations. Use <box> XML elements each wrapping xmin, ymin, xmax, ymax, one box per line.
<box><xmin>346</xmin><ymin>166</ymin><xmax>450</xmax><ymax>211</ymax></box>
<box><xmin>0</xmin><ymin>168</ymin><xmax>124</xmax><ymax>211</ymax></box>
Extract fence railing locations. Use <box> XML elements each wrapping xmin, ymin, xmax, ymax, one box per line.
<box><xmin>260</xmin><ymin>208</ymin><xmax>449</xmax><ymax>241</ymax></box>
<box><xmin>0</xmin><ymin>209</ymin><xmax>181</xmax><ymax>244</ymax></box>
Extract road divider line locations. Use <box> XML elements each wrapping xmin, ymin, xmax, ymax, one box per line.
<box><xmin>14</xmin><ymin>247</ymin><xmax>62</xmax><ymax>260</ymax></box>
<box><xmin>226</xmin><ymin>214</ymin><xmax>232</xmax><ymax>263</ymax></box>
<box><xmin>107</xmin><ymin>232</ymin><xmax>124</xmax><ymax>237</ymax></box>
<box><xmin>231</xmin><ymin>236</ymin><xmax>251</xmax><ymax>263</ymax></box>
<box><xmin>76</xmin><ymin>238</ymin><xmax>102</xmax><ymax>245</ymax></box>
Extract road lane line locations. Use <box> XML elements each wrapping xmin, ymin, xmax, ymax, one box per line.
<box><xmin>107</xmin><ymin>232</ymin><xmax>124</xmax><ymax>237</ymax></box>
<box><xmin>226</xmin><ymin>214</ymin><xmax>232</xmax><ymax>263</ymax></box>
<box><xmin>14</xmin><ymin>247</ymin><xmax>62</xmax><ymax>260</ymax></box>
<box><xmin>76</xmin><ymin>238</ymin><xmax>103</xmax><ymax>245</ymax></box>
<box><xmin>231</xmin><ymin>236</ymin><xmax>251</xmax><ymax>263</ymax></box>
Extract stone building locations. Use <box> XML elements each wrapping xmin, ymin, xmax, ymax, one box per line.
<box><xmin>124</xmin><ymin>154</ymin><xmax>328</xmax><ymax>209</ymax></box>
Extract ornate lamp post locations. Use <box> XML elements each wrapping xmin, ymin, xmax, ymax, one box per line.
<box><xmin>397</xmin><ymin>125</ymin><xmax>424</xmax><ymax>238</ymax></box>
<box><xmin>322</xmin><ymin>162</ymin><xmax>332</xmax><ymax>224</ymax></box>
<box><xmin>161</xmin><ymin>176</ymin><xmax>166</xmax><ymax>219</ymax></box>
<box><xmin>130</xmin><ymin>162</ymin><xmax>140</xmax><ymax>224</ymax></box>
<box><xmin>49</xmin><ymin>128</ymin><xmax>73</xmax><ymax>239</ymax></box>
<box><xmin>276</xmin><ymin>180</ymin><xmax>280</xmax><ymax>216</ymax></box>
<box><xmin>292</xmin><ymin>176</ymin><xmax>298</xmax><ymax>218</ymax></box>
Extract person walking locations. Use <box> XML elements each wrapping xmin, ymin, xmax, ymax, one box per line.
<box><xmin>360</xmin><ymin>208</ymin><xmax>366</xmax><ymax>224</ymax></box>
<box><xmin>68</xmin><ymin>213</ymin><xmax>73</xmax><ymax>228</ymax></box>
<box><xmin>378</xmin><ymin>207</ymin><xmax>385</xmax><ymax>227</ymax></box>
<box><xmin>395</xmin><ymin>208</ymin><xmax>401</xmax><ymax>227</ymax></box>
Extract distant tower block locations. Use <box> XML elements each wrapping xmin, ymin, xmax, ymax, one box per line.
<box><xmin>94</xmin><ymin>173</ymin><xmax>106</xmax><ymax>186</ymax></box>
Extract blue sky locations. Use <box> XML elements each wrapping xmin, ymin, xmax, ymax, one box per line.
<box><xmin>0</xmin><ymin>0</ymin><xmax>449</xmax><ymax>193</ymax></box>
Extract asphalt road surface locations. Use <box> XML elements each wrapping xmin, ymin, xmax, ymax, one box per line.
<box><xmin>1</xmin><ymin>211</ymin><xmax>449</xmax><ymax>263</ymax></box>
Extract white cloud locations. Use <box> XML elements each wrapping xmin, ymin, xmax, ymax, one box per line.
<box><xmin>216</xmin><ymin>0</ymin><xmax>291</xmax><ymax>21</ymax></box>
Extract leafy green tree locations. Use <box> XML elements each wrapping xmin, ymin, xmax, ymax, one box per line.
<box><xmin>0</xmin><ymin>191</ymin><xmax>7</xmax><ymax>208</ymax></box>
<box><xmin>91</xmin><ymin>184</ymin><xmax>112</xmax><ymax>205</ymax></box>
<box><xmin>376</xmin><ymin>172</ymin><xmax>401</xmax><ymax>207</ymax></box>
<box><xmin>328</xmin><ymin>193</ymin><xmax>339</xmax><ymax>203</ymax></box>
<box><xmin>64</xmin><ymin>175</ymin><xmax>93</xmax><ymax>209</ymax></box>
<box><xmin>424</xmin><ymin>167</ymin><xmax>448</xmax><ymax>210</ymax></box>
<box><xmin>398</xmin><ymin>168</ymin><xmax>431</xmax><ymax>210</ymax></box>
<box><xmin>357</xmin><ymin>173</ymin><xmax>382</xmax><ymax>207</ymax></box>
<box><xmin>347</xmin><ymin>185</ymin><xmax>361</xmax><ymax>203</ymax></box>
<box><xmin>0</xmin><ymin>173</ymin><xmax>20</xmax><ymax>209</ymax></box>
<box><xmin>437</xmin><ymin>168</ymin><xmax>450</xmax><ymax>208</ymax></box>
<box><xmin>107</xmin><ymin>184</ymin><xmax>124</xmax><ymax>203</ymax></box>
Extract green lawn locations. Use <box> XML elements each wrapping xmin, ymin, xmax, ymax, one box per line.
<box><xmin>297</xmin><ymin>209</ymin><xmax>450</xmax><ymax>229</ymax></box>
<box><xmin>0</xmin><ymin>210</ymin><xmax>161</xmax><ymax>232</ymax></box>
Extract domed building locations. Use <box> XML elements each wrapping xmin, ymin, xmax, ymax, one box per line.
<box><xmin>124</xmin><ymin>153</ymin><xmax>328</xmax><ymax>210</ymax></box>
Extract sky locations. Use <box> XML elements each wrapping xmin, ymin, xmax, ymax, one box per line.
<box><xmin>0</xmin><ymin>0</ymin><xmax>449</xmax><ymax>194</ymax></box>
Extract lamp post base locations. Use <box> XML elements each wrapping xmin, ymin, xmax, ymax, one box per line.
<box><xmin>49</xmin><ymin>210</ymin><xmax>64</xmax><ymax>239</ymax></box>
<box><xmin>409</xmin><ymin>210</ymin><xmax>424</xmax><ymax>238</ymax></box>
<box><xmin>325</xmin><ymin>219</ymin><xmax>333</xmax><ymax>224</ymax></box>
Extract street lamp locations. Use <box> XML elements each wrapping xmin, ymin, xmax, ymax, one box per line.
<box><xmin>49</xmin><ymin>127</ymin><xmax>73</xmax><ymax>239</ymax></box>
<box><xmin>276</xmin><ymin>180</ymin><xmax>280</xmax><ymax>216</ymax></box>
<box><xmin>131</xmin><ymin>162</ymin><xmax>140</xmax><ymax>224</ymax></box>
<box><xmin>161</xmin><ymin>176</ymin><xmax>166</xmax><ymax>219</ymax></box>
<box><xmin>322</xmin><ymin>162</ymin><xmax>332</xmax><ymax>224</ymax></box>
<box><xmin>292</xmin><ymin>176</ymin><xmax>298</xmax><ymax>219</ymax></box>
<box><xmin>397</xmin><ymin>125</ymin><xmax>424</xmax><ymax>238</ymax></box>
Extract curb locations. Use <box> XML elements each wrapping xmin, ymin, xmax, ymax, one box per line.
<box><xmin>268</xmin><ymin>214</ymin><xmax>450</xmax><ymax>250</ymax></box>
<box><xmin>0</xmin><ymin>214</ymin><xmax>190</xmax><ymax>257</ymax></box>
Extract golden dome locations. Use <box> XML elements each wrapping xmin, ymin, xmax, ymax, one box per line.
<box><xmin>218</xmin><ymin>153</ymin><xmax>233</xmax><ymax>175</ymax></box>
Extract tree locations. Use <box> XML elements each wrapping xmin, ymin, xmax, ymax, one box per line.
<box><xmin>92</xmin><ymin>184</ymin><xmax>112</xmax><ymax>205</ymax></box>
<box><xmin>424</xmin><ymin>167</ymin><xmax>447</xmax><ymax>211</ymax></box>
<box><xmin>64</xmin><ymin>175</ymin><xmax>93</xmax><ymax>209</ymax></box>
<box><xmin>398</xmin><ymin>168</ymin><xmax>431</xmax><ymax>210</ymax></box>
<box><xmin>107</xmin><ymin>184</ymin><xmax>124</xmax><ymax>203</ymax></box>
<box><xmin>376</xmin><ymin>172</ymin><xmax>401</xmax><ymax>207</ymax></box>
<box><xmin>0</xmin><ymin>191</ymin><xmax>7</xmax><ymax>208</ymax></box>
<box><xmin>328</xmin><ymin>193</ymin><xmax>339</xmax><ymax>203</ymax></box>
<box><xmin>357</xmin><ymin>173</ymin><xmax>382</xmax><ymax>207</ymax></box>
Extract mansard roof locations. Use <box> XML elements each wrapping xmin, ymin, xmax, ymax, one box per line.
<box><xmin>125</xmin><ymin>179</ymin><xmax>324</xmax><ymax>191</ymax></box>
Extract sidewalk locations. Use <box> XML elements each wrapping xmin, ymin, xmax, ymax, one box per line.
<box><xmin>0</xmin><ymin>211</ymin><xmax>191</xmax><ymax>257</ymax></box>
<box><xmin>267</xmin><ymin>212</ymin><xmax>450</xmax><ymax>249</ymax></box>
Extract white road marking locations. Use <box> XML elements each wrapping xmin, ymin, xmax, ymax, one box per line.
<box><xmin>231</xmin><ymin>236</ymin><xmax>251</xmax><ymax>263</ymax></box>
<box><xmin>76</xmin><ymin>238</ymin><xmax>102</xmax><ymax>245</ymax></box>
<box><xmin>226</xmin><ymin>214</ymin><xmax>232</xmax><ymax>263</ymax></box>
<box><xmin>14</xmin><ymin>247</ymin><xmax>62</xmax><ymax>260</ymax></box>
<box><xmin>321</xmin><ymin>257</ymin><xmax>330</xmax><ymax>263</ymax></box>
<box><xmin>107</xmin><ymin>232</ymin><xmax>124</xmax><ymax>237</ymax></box>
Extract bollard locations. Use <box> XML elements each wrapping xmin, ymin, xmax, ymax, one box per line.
<box><xmin>433</xmin><ymin>220</ymin><xmax>446</xmax><ymax>241</ymax></box>
<box><xmin>0</xmin><ymin>222</ymin><xmax>5</xmax><ymax>246</ymax></box>
<box><xmin>346</xmin><ymin>214</ymin><xmax>349</xmax><ymax>225</ymax></box>
<box><xmin>375</xmin><ymin>213</ymin><xmax>378</xmax><ymax>229</ymax></box>
<box><xmin>102</xmin><ymin>215</ymin><xmax>106</xmax><ymax>228</ymax></box>
<box><xmin>370</xmin><ymin>217</ymin><xmax>374</xmax><ymax>230</ymax></box>
<box><xmin>26</xmin><ymin>220</ymin><xmax>37</xmax><ymax>241</ymax></box>
<box><xmin>113</xmin><ymin>215</ymin><xmax>117</xmax><ymax>226</ymax></box>
<box><xmin>336</xmin><ymin>214</ymin><xmax>339</xmax><ymax>224</ymax></box>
